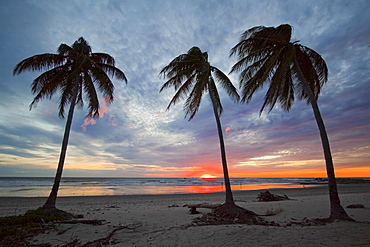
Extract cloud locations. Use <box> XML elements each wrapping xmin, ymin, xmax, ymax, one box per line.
<box><xmin>80</xmin><ymin>97</ymin><xmax>112</xmax><ymax>131</ymax></box>
<box><xmin>0</xmin><ymin>0</ymin><xmax>369</xmax><ymax>177</ymax></box>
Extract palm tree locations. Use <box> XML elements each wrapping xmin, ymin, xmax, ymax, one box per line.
<box><xmin>160</xmin><ymin>47</ymin><xmax>258</xmax><ymax>222</ymax></box>
<box><xmin>13</xmin><ymin>37</ymin><xmax>127</xmax><ymax>210</ymax></box>
<box><xmin>160</xmin><ymin>47</ymin><xmax>238</xmax><ymax>205</ymax></box>
<box><xmin>230</xmin><ymin>24</ymin><xmax>353</xmax><ymax>221</ymax></box>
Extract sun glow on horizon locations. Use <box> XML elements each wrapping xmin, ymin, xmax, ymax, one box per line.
<box><xmin>200</xmin><ymin>173</ymin><xmax>217</xmax><ymax>179</ymax></box>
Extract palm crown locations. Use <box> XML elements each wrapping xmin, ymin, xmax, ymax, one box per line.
<box><xmin>13</xmin><ymin>37</ymin><xmax>127</xmax><ymax>118</ymax></box>
<box><xmin>160</xmin><ymin>46</ymin><xmax>239</xmax><ymax>120</ymax></box>
<box><xmin>230</xmin><ymin>24</ymin><xmax>328</xmax><ymax>113</ymax></box>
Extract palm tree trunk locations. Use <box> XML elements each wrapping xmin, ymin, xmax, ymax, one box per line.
<box><xmin>43</xmin><ymin>82</ymin><xmax>79</xmax><ymax>209</ymax></box>
<box><xmin>293</xmin><ymin>59</ymin><xmax>353</xmax><ymax>221</ymax></box>
<box><xmin>208</xmin><ymin>83</ymin><xmax>235</xmax><ymax>205</ymax></box>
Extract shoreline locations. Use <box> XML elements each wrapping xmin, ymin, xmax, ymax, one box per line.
<box><xmin>0</xmin><ymin>184</ymin><xmax>367</xmax><ymax>216</ymax></box>
<box><xmin>1</xmin><ymin>184</ymin><xmax>369</xmax><ymax>246</ymax></box>
<box><xmin>0</xmin><ymin>183</ymin><xmax>326</xmax><ymax>199</ymax></box>
<box><xmin>0</xmin><ymin>183</ymin><xmax>318</xmax><ymax>198</ymax></box>
<box><xmin>1</xmin><ymin>177</ymin><xmax>368</xmax><ymax>198</ymax></box>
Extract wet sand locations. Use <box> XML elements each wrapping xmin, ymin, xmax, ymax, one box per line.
<box><xmin>1</xmin><ymin>184</ymin><xmax>369</xmax><ymax>246</ymax></box>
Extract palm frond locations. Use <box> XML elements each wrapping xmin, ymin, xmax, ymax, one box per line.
<box><xmin>293</xmin><ymin>45</ymin><xmax>328</xmax><ymax>102</ymax></box>
<box><xmin>166</xmin><ymin>73</ymin><xmax>196</xmax><ymax>110</ymax></box>
<box><xmin>279</xmin><ymin>70</ymin><xmax>294</xmax><ymax>110</ymax></box>
<box><xmin>159</xmin><ymin>75</ymin><xmax>183</xmax><ymax>92</ymax></box>
<box><xmin>260</xmin><ymin>45</ymin><xmax>295</xmax><ymax>112</ymax></box>
<box><xmin>29</xmin><ymin>65</ymin><xmax>72</xmax><ymax>110</ymax></box>
<box><xmin>13</xmin><ymin>54</ymin><xmax>65</xmax><ymax>75</ymax></box>
<box><xmin>89</xmin><ymin>67</ymin><xmax>115</xmax><ymax>104</ymax></box>
<box><xmin>230</xmin><ymin>26</ymin><xmax>267</xmax><ymax>58</ymax></box>
<box><xmin>30</xmin><ymin>65</ymin><xmax>67</xmax><ymax>94</ymax></box>
<box><xmin>240</xmin><ymin>48</ymin><xmax>282</xmax><ymax>102</ymax></box>
<box><xmin>299</xmin><ymin>45</ymin><xmax>328</xmax><ymax>84</ymax></box>
<box><xmin>184</xmin><ymin>76</ymin><xmax>207</xmax><ymax>120</ymax></box>
<box><xmin>160</xmin><ymin>55</ymin><xmax>198</xmax><ymax>81</ymax></box>
<box><xmin>56</xmin><ymin>79</ymin><xmax>76</xmax><ymax>118</ymax></box>
<box><xmin>212</xmin><ymin>67</ymin><xmax>239</xmax><ymax>102</ymax></box>
<box><xmin>83</xmin><ymin>72</ymin><xmax>100</xmax><ymax>118</ymax></box>
<box><xmin>240</xmin><ymin>26</ymin><xmax>265</xmax><ymax>40</ymax></box>
<box><xmin>260</xmin><ymin>54</ymin><xmax>293</xmax><ymax>113</ymax></box>
<box><xmin>91</xmin><ymin>53</ymin><xmax>115</xmax><ymax>65</ymax></box>
<box><xmin>57</xmin><ymin>44</ymin><xmax>75</xmax><ymax>56</ymax></box>
<box><xmin>95</xmin><ymin>63</ymin><xmax>127</xmax><ymax>83</ymax></box>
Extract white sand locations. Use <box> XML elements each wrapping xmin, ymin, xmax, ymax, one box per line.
<box><xmin>1</xmin><ymin>184</ymin><xmax>369</xmax><ymax>246</ymax></box>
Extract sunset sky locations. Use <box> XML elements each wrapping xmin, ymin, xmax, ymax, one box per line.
<box><xmin>0</xmin><ymin>0</ymin><xmax>369</xmax><ymax>178</ymax></box>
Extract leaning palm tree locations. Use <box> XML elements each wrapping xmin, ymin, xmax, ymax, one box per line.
<box><xmin>14</xmin><ymin>37</ymin><xmax>127</xmax><ymax>211</ymax></box>
<box><xmin>230</xmin><ymin>24</ymin><xmax>352</xmax><ymax>221</ymax></box>
<box><xmin>160</xmin><ymin>47</ymin><xmax>258</xmax><ymax>222</ymax></box>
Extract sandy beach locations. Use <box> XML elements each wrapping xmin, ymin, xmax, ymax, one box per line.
<box><xmin>1</xmin><ymin>184</ymin><xmax>369</xmax><ymax>246</ymax></box>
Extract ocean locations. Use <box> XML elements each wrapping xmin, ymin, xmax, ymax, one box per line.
<box><xmin>0</xmin><ymin>177</ymin><xmax>325</xmax><ymax>197</ymax></box>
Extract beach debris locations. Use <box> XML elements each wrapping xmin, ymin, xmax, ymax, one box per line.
<box><xmin>183</xmin><ymin>203</ymin><xmax>222</xmax><ymax>214</ymax></box>
<box><xmin>0</xmin><ymin>207</ymin><xmax>74</xmax><ymax>246</ymax></box>
<box><xmin>190</xmin><ymin>203</ymin><xmax>267</xmax><ymax>225</ymax></box>
<box><xmin>61</xmin><ymin>238</ymin><xmax>79</xmax><ymax>247</ymax></box>
<box><xmin>168</xmin><ymin>204</ymin><xmax>179</xmax><ymax>208</ymax></box>
<box><xmin>257</xmin><ymin>191</ymin><xmax>290</xmax><ymax>202</ymax></box>
<box><xmin>82</xmin><ymin>222</ymin><xmax>142</xmax><ymax>246</ymax></box>
<box><xmin>57</xmin><ymin>226</ymin><xmax>74</xmax><ymax>235</ymax></box>
<box><xmin>105</xmin><ymin>204</ymin><xmax>120</xmax><ymax>209</ymax></box>
<box><xmin>264</xmin><ymin>208</ymin><xmax>283</xmax><ymax>216</ymax></box>
<box><xmin>346</xmin><ymin>204</ymin><xmax>365</xmax><ymax>208</ymax></box>
<box><xmin>286</xmin><ymin>217</ymin><xmax>329</xmax><ymax>226</ymax></box>
<box><xmin>184</xmin><ymin>203</ymin><xmax>283</xmax><ymax>225</ymax></box>
<box><xmin>56</xmin><ymin>219</ymin><xmax>104</xmax><ymax>225</ymax></box>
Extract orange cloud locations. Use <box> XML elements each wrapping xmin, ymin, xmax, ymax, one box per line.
<box><xmin>81</xmin><ymin>97</ymin><xmax>111</xmax><ymax>131</ymax></box>
<box><xmin>173</xmin><ymin>160</ymin><xmax>370</xmax><ymax>179</ymax></box>
<box><xmin>108</xmin><ymin>114</ymin><xmax>118</xmax><ymax>126</ymax></box>
<box><xmin>97</xmin><ymin>96</ymin><xmax>111</xmax><ymax>118</ymax></box>
<box><xmin>81</xmin><ymin>117</ymin><xmax>97</xmax><ymax>131</ymax></box>
<box><xmin>229</xmin><ymin>166</ymin><xmax>370</xmax><ymax>178</ymax></box>
<box><xmin>225</xmin><ymin>127</ymin><xmax>231</xmax><ymax>133</ymax></box>
<box><xmin>334</xmin><ymin>166</ymin><xmax>370</xmax><ymax>178</ymax></box>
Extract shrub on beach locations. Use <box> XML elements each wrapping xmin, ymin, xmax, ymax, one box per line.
<box><xmin>0</xmin><ymin>207</ymin><xmax>73</xmax><ymax>246</ymax></box>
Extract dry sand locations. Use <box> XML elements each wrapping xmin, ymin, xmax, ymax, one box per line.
<box><xmin>1</xmin><ymin>184</ymin><xmax>369</xmax><ymax>246</ymax></box>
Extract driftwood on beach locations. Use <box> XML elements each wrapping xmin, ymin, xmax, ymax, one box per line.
<box><xmin>56</xmin><ymin>219</ymin><xmax>104</xmax><ymax>225</ymax></box>
<box><xmin>184</xmin><ymin>203</ymin><xmax>222</xmax><ymax>214</ymax></box>
<box><xmin>184</xmin><ymin>202</ymin><xmax>283</xmax><ymax>218</ymax></box>
<box><xmin>257</xmin><ymin>191</ymin><xmax>290</xmax><ymax>202</ymax></box>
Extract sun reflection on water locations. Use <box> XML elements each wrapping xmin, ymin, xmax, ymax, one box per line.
<box><xmin>5</xmin><ymin>183</ymin><xmax>318</xmax><ymax>197</ymax></box>
<box><xmin>57</xmin><ymin>183</ymin><xmax>313</xmax><ymax>196</ymax></box>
